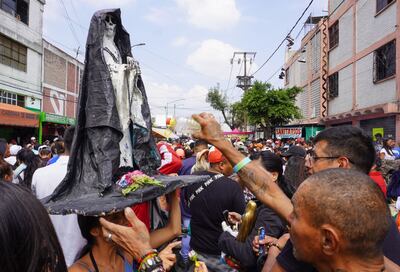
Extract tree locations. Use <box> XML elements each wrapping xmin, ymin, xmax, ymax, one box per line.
<box><xmin>206</xmin><ymin>86</ymin><xmax>245</xmax><ymax>130</ymax></box>
<box><xmin>240</xmin><ymin>81</ymin><xmax>302</xmax><ymax>138</ymax></box>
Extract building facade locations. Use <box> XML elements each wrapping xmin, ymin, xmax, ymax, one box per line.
<box><xmin>0</xmin><ymin>0</ymin><xmax>45</xmax><ymax>143</ymax></box>
<box><xmin>324</xmin><ymin>0</ymin><xmax>399</xmax><ymax>141</ymax></box>
<box><xmin>284</xmin><ymin>0</ymin><xmax>400</xmax><ymax>141</ymax></box>
<box><xmin>284</xmin><ymin>16</ymin><xmax>327</xmax><ymax>140</ymax></box>
<box><xmin>40</xmin><ymin>39</ymin><xmax>83</xmax><ymax>142</ymax></box>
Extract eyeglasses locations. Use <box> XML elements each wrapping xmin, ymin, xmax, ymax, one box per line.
<box><xmin>309</xmin><ymin>150</ymin><xmax>354</xmax><ymax>164</ymax></box>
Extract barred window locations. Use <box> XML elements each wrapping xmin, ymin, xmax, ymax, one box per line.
<box><xmin>376</xmin><ymin>0</ymin><xmax>395</xmax><ymax>13</ymax></box>
<box><xmin>328</xmin><ymin>72</ymin><xmax>339</xmax><ymax>98</ymax></box>
<box><xmin>329</xmin><ymin>21</ymin><xmax>339</xmax><ymax>49</ymax></box>
<box><xmin>0</xmin><ymin>33</ymin><xmax>27</xmax><ymax>71</ymax></box>
<box><xmin>373</xmin><ymin>40</ymin><xmax>396</xmax><ymax>83</ymax></box>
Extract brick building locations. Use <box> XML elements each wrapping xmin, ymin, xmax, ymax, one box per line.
<box><xmin>40</xmin><ymin>39</ymin><xmax>83</xmax><ymax>142</ymax></box>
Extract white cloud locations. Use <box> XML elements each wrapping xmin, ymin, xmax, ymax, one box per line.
<box><xmin>145</xmin><ymin>81</ymin><xmax>214</xmax><ymax>117</ymax></box>
<box><xmin>176</xmin><ymin>0</ymin><xmax>240</xmax><ymax>30</ymax></box>
<box><xmin>186</xmin><ymin>39</ymin><xmax>239</xmax><ymax>80</ymax></box>
<box><xmin>171</xmin><ymin>36</ymin><xmax>188</xmax><ymax>47</ymax></box>
<box><xmin>144</xmin><ymin>7</ymin><xmax>171</xmax><ymax>24</ymax></box>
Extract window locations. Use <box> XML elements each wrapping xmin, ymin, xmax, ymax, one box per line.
<box><xmin>377</xmin><ymin>0</ymin><xmax>395</xmax><ymax>13</ymax></box>
<box><xmin>0</xmin><ymin>0</ymin><xmax>29</xmax><ymax>25</ymax></box>
<box><xmin>328</xmin><ymin>72</ymin><xmax>339</xmax><ymax>98</ymax></box>
<box><xmin>373</xmin><ymin>40</ymin><xmax>396</xmax><ymax>83</ymax></box>
<box><xmin>0</xmin><ymin>90</ymin><xmax>24</xmax><ymax>106</ymax></box>
<box><xmin>0</xmin><ymin>33</ymin><xmax>27</xmax><ymax>71</ymax></box>
<box><xmin>329</xmin><ymin>21</ymin><xmax>339</xmax><ymax>49</ymax></box>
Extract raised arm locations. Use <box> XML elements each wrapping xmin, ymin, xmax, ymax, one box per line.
<box><xmin>192</xmin><ymin>113</ymin><xmax>293</xmax><ymax>222</ymax></box>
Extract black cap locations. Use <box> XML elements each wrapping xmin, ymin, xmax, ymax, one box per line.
<box><xmin>281</xmin><ymin>146</ymin><xmax>306</xmax><ymax>158</ymax></box>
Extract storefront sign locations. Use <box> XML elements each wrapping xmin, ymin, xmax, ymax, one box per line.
<box><xmin>0</xmin><ymin>103</ymin><xmax>38</xmax><ymax>127</ymax></box>
<box><xmin>275</xmin><ymin>127</ymin><xmax>302</xmax><ymax>139</ymax></box>
<box><xmin>40</xmin><ymin>112</ymin><xmax>75</xmax><ymax>125</ymax></box>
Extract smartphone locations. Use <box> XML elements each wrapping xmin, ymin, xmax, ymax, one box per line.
<box><xmin>223</xmin><ymin>209</ymin><xmax>230</xmax><ymax>225</ymax></box>
<box><xmin>258</xmin><ymin>227</ymin><xmax>266</xmax><ymax>256</ymax></box>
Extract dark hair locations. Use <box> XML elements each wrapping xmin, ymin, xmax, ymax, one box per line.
<box><xmin>76</xmin><ymin>215</ymin><xmax>100</xmax><ymax>260</ymax></box>
<box><xmin>284</xmin><ymin>156</ymin><xmax>309</xmax><ymax>190</ymax></box>
<box><xmin>16</xmin><ymin>148</ymin><xmax>42</xmax><ymax>189</ymax></box>
<box><xmin>251</xmin><ymin>151</ymin><xmax>295</xmax><ymax>198</ymax></box>
<box><xmin>0</xmin><ymin>161</ymin><xmax>13</xmax><ymax>181</ymax></box>
<box><xmin>63</xmin><ymin>126</ymin><xmax>75</xmax><ymax>152</ymax></box>
<box><xmin>194</xmin><ymin>140</ymin><xmax>208</xmax><ymax>152</ymax></box>
<box><xmin>51</xmin><ymin>141</ymin><xmax>65</xmax><ymax>155</ymax></box>
<box><xmin>0</xmin><ymin>182</ymin><xmax>67</xmax><ymax>271</ymax></box>
<box><xmin>299</xmin><ymin>168</ymin><xmax>390</xmax><ymax>259</ymax></box>
<box><xmin>0</xmin><ymin>138</ymin><xmax>7</xmax><ymax>158</ymax></box>
<box><xmin>185</xmin><ymin>149</ymin><xmax>193</xmax><ymax>158</ymax></box>
<box><xmin>382</xmin><ymin>138</ymin><xmax>394</xmax><ymax>157</ymax></box>
<box><xmin>313</xmin><ymin>126</ymin><xmax>375</xmax><ymax>174</ymax></box>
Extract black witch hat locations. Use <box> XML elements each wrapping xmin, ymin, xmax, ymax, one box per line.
<box><xmin>44</xmin><ymin>9</ymin><xmax>207</xmax><ymax>216</ymax></box>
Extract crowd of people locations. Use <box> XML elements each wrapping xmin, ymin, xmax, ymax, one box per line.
<box><xmin>0</xmin><ymin>113</ymin><xmax>400</xmax><ymax>271</ymax></box>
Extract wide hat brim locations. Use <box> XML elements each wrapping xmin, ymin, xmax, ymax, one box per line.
<box><xmin>43</xmin><ymin>175</ymin><xmax>208</xmax><ymax>216</ymax></box>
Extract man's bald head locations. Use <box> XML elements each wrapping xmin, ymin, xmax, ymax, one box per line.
<box><xmin>294</xmin><ymin>168</ymin><xmax>390</xmax><ymax>259</ymax></box>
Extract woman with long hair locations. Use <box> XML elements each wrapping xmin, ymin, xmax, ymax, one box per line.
<box><xmin>218</xmin><ymin>151</ymin><xmax>293</xmax><ymax>271</ymax></box>
<box><xmin>0</xmin><ymin>182</ymin><xmax>67</xmax><ymax>271</ymax></box>
<box><xmin>14</xmin><ymin>148</ymin><xmax>42</xmax><ymax>188</ymax></box>
<box><xmin>380</xmin><ymin>138</ymin><xmax>396</xmax><ymax>161</ymax></box>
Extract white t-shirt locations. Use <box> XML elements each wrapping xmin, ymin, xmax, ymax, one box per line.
<box><xmin>32</xmin><ymin>156</ymin><xmax>86</xmax><ymax>266</ymax></box>
<box><xmin>380</xmin><ymin>148</ymin><xmax>396</xmax><ymax>160</ymax></box>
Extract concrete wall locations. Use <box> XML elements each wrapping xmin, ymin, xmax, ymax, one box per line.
<box><xmin>356</xmin><ymin>0</ymin><xmax>397</xmax><ymax>53</ymax></box>
<box><xmin>329</xmin><ymin>0</ymin><xmax>345</xmax><ymax>14</ymax></box>
<box><xmin>0</xmin><ymin>0</ymin><xmax>44</xmax><ymax>108</ymax></box>
<box><xmin>328</xmin><ymin>64</ymin><xmax>353</xmax><ymax>115</ymax></box>
<box><xmin>356</xmin><ymin>53</ymin><xmax>396</xmax><ymax>108</ymax></box>
<box><xmin>329</xmin><ymin>8</ymin><xmax>353</xmax><ymax>69</ymax></box>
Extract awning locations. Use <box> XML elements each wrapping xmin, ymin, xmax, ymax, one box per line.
<box><xmin>152</xmin><ymin>127</ymin><xmax>179</xmax><ymax>139</ymax></box>
<box><xmin>0</xmin><ymin>103</ymin><xmax>38</xmax><ymax>127</ymax></box>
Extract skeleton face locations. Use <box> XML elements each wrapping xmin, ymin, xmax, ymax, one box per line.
<box><xmin>104</xmin><ymin>14</ymin><xmax>116</xmax><ymax>37</ymax></box>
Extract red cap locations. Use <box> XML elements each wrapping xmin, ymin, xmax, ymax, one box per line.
<box><xmin>208</xmin><ymin>146</ymin><xmax>224</xmax><ymax>163</ymax></box>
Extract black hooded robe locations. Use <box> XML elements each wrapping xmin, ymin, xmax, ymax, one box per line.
<box><xmin>48</xmin><ymin>9</ymin><xmax>161</xmax><ymax>202</ymax></box>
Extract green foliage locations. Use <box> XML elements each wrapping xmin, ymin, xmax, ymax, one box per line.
<box><xmin>206</xmin><ymin>86</ymin><xmax>245</xmax><ymax>130</ymax></box>
<box><xmin>240</xmin><ymin>81</ymin><xmax>302</xmax><ymax>129</ymax></box>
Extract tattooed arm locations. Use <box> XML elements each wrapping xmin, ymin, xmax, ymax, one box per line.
<box><xmin>192</xmin><ymin>113</ymin><xmax>293</xmax><ymax>222</ymax></box>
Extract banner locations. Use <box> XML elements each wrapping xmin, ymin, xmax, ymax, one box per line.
<box><xmin>275</xmin><ymin>127</ymin><xmax>302</xmax><ymax>139</ymax></box>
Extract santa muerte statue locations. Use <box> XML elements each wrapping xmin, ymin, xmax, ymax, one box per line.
<box><xmin>45</xmin><ymin>9</ymin><xmax>206</xmax><ymax>216</ymax></box>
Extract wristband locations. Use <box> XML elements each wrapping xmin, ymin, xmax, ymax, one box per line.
<box><xmin>138</xmin><ymin>249</ymin><xmax>158</xmax><ymax>264</ymax></box>
<box><xmin>233</xmin><ymin>157</ymin><xmax>252</xmax><ymax>173</ymax></box>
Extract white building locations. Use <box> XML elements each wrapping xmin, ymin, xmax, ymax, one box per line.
<box><xmin>0</xmin><ymin>0</ymin><xmax>45</xmax><ymax>142</ymax></box>
<box><xmin>284</xmin><ymin>0</ymin><xmax>400</xmax><ymax>141</ymax></box>
<box><xmin>324</xmin><ymin>0</ymin><xmax>399</xmax><ymax>141</ymax></box>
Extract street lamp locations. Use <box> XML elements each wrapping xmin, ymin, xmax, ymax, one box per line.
<box><xmin>131</xmin><ymin>43</ymin><xmax>146</xmax><ymax>48</ymax></box>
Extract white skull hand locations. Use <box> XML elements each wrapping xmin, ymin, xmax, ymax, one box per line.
<box><xmin>104</xmin><ymin>14</ymin><xmax>116</xmax><ymax>37</ymax></box>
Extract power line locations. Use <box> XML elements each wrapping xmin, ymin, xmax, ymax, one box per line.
<box><xmin>59</xmin><ymin>0</ymin><xmax>81</xmax><ymax>50</ymax></box>
<box><xmin>251</xmin><ymin>0</ymin><xmax>314</xmax><ymax>76</ymax></box>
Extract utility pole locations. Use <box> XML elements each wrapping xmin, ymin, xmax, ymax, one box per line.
<box><xmin>232</xmin><ymin>52</ymin><xmax>256</xmax><ymax>91</ymax></box>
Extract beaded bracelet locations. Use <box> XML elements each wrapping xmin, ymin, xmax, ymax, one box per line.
<box><xmin>138</xmin><ymin>253</ymin><xmax>162</xmax><ymax>272</ymax></box>
<box><xmin>137</xmin><ymin>249</ymin><xmax>158</xmax><ymax>265</ymax></box>
<box><xmin>233</xmin><ymin>157</ymin><xmax>252</xmax><ymax>173</ymax></box>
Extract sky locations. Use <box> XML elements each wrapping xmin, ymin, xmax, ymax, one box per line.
<box><xmin>43</xmin><ymin>0</ymin><xmax>327</xmax><ymax>128</ymax></box>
